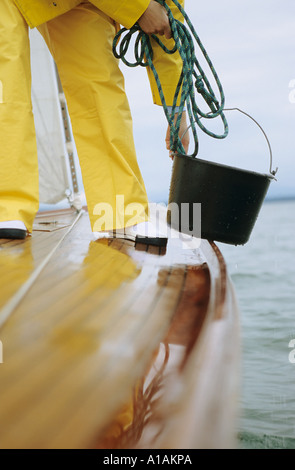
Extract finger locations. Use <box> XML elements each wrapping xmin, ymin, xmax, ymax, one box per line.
<box><xmin>164</xmin><ymin>25</ymin><xmax>172</xmax><ymax>39</ymax></box>
<box><xmin>163</xmin><ymin>9</ymin><xmax>171</xmax><ymax>37</ymax></box>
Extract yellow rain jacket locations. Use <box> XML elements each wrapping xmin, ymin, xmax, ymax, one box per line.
<box><xmin>14</xmin><ymin>0</ymin><xmax>151</xmax><ymax>30</ymax></box>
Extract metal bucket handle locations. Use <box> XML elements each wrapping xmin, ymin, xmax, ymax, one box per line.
<box><xmin>180</xmin><ymin>107</ymin><xmax>279</xmax><ymax>179</ymax></box>
<box><xmin>224</xmin><ymin>108</ymin><xmax>278</xmax><ymax>178</ymax></box>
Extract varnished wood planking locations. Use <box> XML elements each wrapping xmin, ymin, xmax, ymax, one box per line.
<box><xmin>0</xmin><ymin>208</ymin><xmax>239</xmax><ymax>449</ymax></box>
<box><xmin>0</xmin><ymin>212</ymin><xmax>78</xmax><ymax>311</ymax></box>
<box><xmin>132</xmin><ymin>242</ymin><xmax>240</xmax><ymax>449</ymax></box>
<box><xmin>0</xmin><ymin>209</ymin><xmax>195</xmax><ymax>448</ymax></box>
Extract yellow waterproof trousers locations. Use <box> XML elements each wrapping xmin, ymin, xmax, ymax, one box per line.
<box><xmin>0</xmin><ymin>0</ymin><xmax>149</xmax><ymax>232</ymax></box>
<box><xmin>0</xmin><ymin>0</ymin><xmax>39</xmax><ymax>231</ymax></box>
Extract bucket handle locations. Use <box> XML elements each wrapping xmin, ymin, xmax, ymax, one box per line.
<box><xmin>179</xmin><ymin>107</ymin><xmax>279</xmax><ymax>179</ymax></box>
<box><xmin>224</xmin><ymin>108</ymin><xmax>278</xmax><ymax>179</ymax></box>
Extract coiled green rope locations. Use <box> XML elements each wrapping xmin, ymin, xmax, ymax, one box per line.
<box><xmin>113</xmin><ymin>0</ymin><xmax>228</xmax><ymax>157</ymax></box>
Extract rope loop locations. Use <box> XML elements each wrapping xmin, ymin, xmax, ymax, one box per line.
<box><xmin>112</xmin><ymin>0</ymin><xmax>229</xmax><ymax>157</ymax></box>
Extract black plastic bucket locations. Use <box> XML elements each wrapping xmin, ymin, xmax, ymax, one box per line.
<box><xmin>167</xmin><ymin>109</ymin><xmax>277</xmax><ymax>245</ymax></box>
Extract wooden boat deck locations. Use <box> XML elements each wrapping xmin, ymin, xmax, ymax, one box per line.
<box><xmin>0</xmin><ymin>208</ymin><xmax>240</xmax><ymax>449</ymax></box>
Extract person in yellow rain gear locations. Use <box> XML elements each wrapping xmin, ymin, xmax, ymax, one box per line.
<box><xmin>0</xmin><ymin>0</ymin><xmax>189</xmax><ymax>242</ymax></box>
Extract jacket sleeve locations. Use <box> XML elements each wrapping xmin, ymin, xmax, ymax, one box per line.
<box><xmin>13</xmin><ymin>0</ymin><xmax>81</xmax><ymax>27</ymax></box>
<box><xmin>146</xmin><ymin>0</ymin><xmax>185</xmax><ymax>107</ymax></box>
<box><xmin>90</xmin><ymin>0</ymin><xmax>151</xmax><ymax>29</ymax></box>
<box><xmin>14</xmin><ymin>0</ymin><xmax>150</xmax><ymax>29</ymax></box>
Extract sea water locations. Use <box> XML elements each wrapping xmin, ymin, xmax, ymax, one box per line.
<box><xmin>217</xmin><ymin>199</ymin><xmax>295</xmax><ymax>449</ymax></box>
